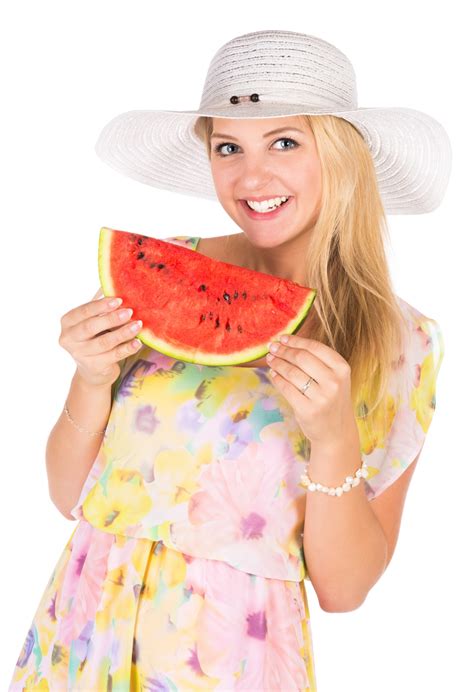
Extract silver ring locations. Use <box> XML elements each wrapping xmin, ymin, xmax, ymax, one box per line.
<box><xmin>300</xmin><ymin>376</ymin><xmax>314</xmax><ymax>395</ymax></box>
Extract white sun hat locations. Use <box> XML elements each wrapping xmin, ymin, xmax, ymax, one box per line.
<box><xmin>94</xmin><ymin>29</ymin><xmax>452</xmax><ymax>215</ymax></box>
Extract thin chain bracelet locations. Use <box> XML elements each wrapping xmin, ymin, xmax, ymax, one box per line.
<box><xmin>300</xmin><ymin>458</ymin><xmax>369</xmax><ymax>497</ymax></box>
<box><xmin>63</xmin><ymin>403</ymin><xmax>107</xmax><ymax>436</ymax></box>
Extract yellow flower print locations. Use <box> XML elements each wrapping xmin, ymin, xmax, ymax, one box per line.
<box><xmin>196</xmin><ymin>369</ymin><xmax>261</xmax><ymax>418</ymax></box>
<box><xmin>95</xmin><ymin>565</ymin><xmax>136</xmax><ymax>630</ymax></box>
<box><xmin>355</xmin><ymin>383</ymin><xmax>397</xmax><ymax>455</ymax></box>
<box><xmin>140</xmin><ymin>542</ymin><xmax>188</xmax><ymax>603</ymax></box>
<box><xmin>82</xmin><ymin>469</ymin><xmax>152</xmax><ymax>532</ymax></box>
<box><xmin>159</xmin><ymin>543</ymin><xmax>187</xmax><ymax>588</ymax></box>
<box><xmin>410</xmin><ymin>350</ymin><xmax>437</xmax><ymax>434</ymax></box>
<box><xmin>24</xmin><ymin>675</ymin><xmax>50</xmax><ymax>690</ymax></box>
<box><xmin>152</xmin><ymin>448</ymin><xmax>204</xmax><ymax>510</ymax></box>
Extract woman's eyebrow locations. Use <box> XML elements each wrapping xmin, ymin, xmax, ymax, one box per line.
<box><xmin>210</xmin><ymin>127</ymin><xmax>305</xmax><ymax>140</ymax></box>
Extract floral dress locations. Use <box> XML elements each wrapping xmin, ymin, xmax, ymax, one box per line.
<box><xmin>9</xmin><ymin>236</ymin><xmax>445</xmax><ymax>691</ymax></box>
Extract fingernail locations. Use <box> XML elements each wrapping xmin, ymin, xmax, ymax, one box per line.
<box><xmin>108</xmin><ymin>298</ymin><xmax>122</xmax><ymax>307</ymax></box>
<box><xmin>280</xmin><ymin>335</ymin><xmax>289</xmax><ymax>343</ymax></box>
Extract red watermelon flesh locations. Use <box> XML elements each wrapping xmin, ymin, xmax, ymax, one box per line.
<box><xmin>98</xmin><ymin>226</ymin><xmax>317</xmax><ymax>366</ymax></box>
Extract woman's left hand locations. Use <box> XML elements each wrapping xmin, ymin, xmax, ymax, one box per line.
<box><xmin>266</xmin><ymin>333</ymin><xmax>359</xmax><ymax>450</ymax></box>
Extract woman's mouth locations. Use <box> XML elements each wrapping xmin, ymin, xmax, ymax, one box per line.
<box><xmin>239</xmin><ymin>196</ymin><xmax>293</xmax><ymax>220</ymax></box>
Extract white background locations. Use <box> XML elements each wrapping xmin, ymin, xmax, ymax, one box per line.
<box><xmin>1</xmin><ymin>1</ymin><xmax>471</xmax><ymax>690</ymax></box>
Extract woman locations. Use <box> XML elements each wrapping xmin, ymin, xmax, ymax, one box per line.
<box><xmin>9</xmin><ymin>29</ymin><xmax>450</xmax><ymax>690</ymax></box>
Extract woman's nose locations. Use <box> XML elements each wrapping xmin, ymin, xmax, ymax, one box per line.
<box><xmin>239</xmin><ymin>159</ymin><xmax>274</xmax><ymax>185</ymax></box>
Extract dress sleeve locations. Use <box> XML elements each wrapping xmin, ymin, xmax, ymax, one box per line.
<box><xmin>361</xmin><ymin>307</ymin><xmax>445</xmax><ymax>501</ymax></box>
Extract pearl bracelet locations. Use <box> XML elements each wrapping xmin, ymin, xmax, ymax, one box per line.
<box><xmin>300</xmin><ymin>458</ymin><xmax>368</xmax><ymax>497</ymax></box>
<box><xmin>63</xmin><ymin>403</ymin><xmax>107</xmax><ymax>436</ymax></box>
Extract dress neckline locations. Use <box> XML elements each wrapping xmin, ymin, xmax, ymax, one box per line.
<box><xmin>166</xmin><ymin>235</ymin><xmax>270</xmax><ymax>371</ymax></box>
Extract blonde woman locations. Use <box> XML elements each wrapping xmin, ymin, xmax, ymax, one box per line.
<box><xmin>9</xmin><ymin>30</ymin><xmax>450</xmax><ymax>691</ymax></box>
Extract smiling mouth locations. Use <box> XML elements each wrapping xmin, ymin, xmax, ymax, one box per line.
<box><xmin>243</xmin><ymin>197</ymin><xmax>292</xmax><ymax>212</ymax></box>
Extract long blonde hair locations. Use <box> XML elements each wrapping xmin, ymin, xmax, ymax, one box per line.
<box><xmin>193</xmin><ymin>114</ymin><xmax>410</xmax><ymax>448</ymax></box>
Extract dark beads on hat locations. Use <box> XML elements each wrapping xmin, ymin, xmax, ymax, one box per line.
<box><xmin>229</xmin><ymin>93</ymin><xmax>260</xmax><ymax>104</ymax></box>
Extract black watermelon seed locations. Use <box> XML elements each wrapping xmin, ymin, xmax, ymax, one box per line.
<box><xmin>198</xmin><ymin>284</ymin><xmax>207</xmax><ymax>291</ymax></box>
<box><xmin>225</xmin><ymin>319</ymin><xmax>231</xmax><ymax>331</ymax></box>
<box><xmin>242</xmin><ymin>292</ymin><xmax>247</xmax><ymax>299</ymax></box>
<box><xmin>215</xmin><ymin>317</ymin><xmax>220</xmax><ymax>328</ymax></box>
<box><xmin>157</xmin><ymin>263</ymin><xmax>165</xmax><ymax>269</ymax></box>
<box><xmin>137</xmin><ymin>238</ymin><xmax>143</xmax><ymax>245</ymax></box>
<box><xmin>223</xmin><ymin>291</ymin><xmax>231</xmax><ymax>303</ymax></box>
<box><xmin>199</xmin><ymin>314</ymin><xmax>206</xmax><ymax>323</ymax></box>
<box><xmin>137</xmin><ymin>252</ymin><xmax>145</xmax><ymax>260</ymax></box>
<box><xmin>237</xmin><ymin>325</ymin><xmax>243</xmax><ymax>333</ymax></box>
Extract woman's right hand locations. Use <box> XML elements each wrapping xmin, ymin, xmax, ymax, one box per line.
<box><xmin>58</xmin><ymin>288</ymin><xmax>143</xmax><ymax>389</ymax></box>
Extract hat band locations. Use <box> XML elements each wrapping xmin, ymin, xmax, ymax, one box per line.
<box><xmin>229</xmin><ymin>93</ymin><xmax>260</xmax><ymax>104</ymax></box>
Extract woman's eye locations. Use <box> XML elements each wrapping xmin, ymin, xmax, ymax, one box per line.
<box><xmin>273</xmin><ymin>138</ymin><xmax>298</xmax><ymax>151</ymax></box>
<box><xmin>213</xmin><ymin>137</ymin><xmax>298</xmax><ymax>157</ymax></box>
<box><xmin>214</xmin><ymin>143</ymin><xmax>238</xmax><ymax>156</ymax></box>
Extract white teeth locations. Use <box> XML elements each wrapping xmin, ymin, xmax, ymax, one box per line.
<box><xmin>246</xmin><ymin>196</ymin><xmax>289</xmax><ymax>212</ymax></box>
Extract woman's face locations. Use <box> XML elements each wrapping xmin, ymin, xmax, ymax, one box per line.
<box><xmin>209</xmin><ymin>115</ymin><xmax>322</xmax><ymax>249</ymax></box>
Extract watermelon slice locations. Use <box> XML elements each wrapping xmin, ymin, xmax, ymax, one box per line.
<box><xmin>98</xmin><ymin>226</ymin><xmax>317</xmax><ymax>366</ymax></box>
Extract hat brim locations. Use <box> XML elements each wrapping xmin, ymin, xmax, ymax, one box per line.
<box><xmin>94</xmin><ymin>105</ymin><xmax>451</xmax><ymax>215</ymax></box>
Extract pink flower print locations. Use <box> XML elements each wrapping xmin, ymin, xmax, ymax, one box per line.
<box><xmin>170</xmin><ymin>435</ymin><xmax>301</xmax><ymax>576</ymax></box>
<box><xmin>240</xmin><ymin>511</ymin><xmax>266</xmax><ymax>539</ymax></box>
<box><xmin>183</xmin><ymin>554</ymin><xmax>207</xmax><ymax>598</ymax></box>
<box><xmin>56</xmin><ymin>521</ymin><xmax>114</xmax><ymax>646</ymax></box>
<box><xmin>185</xmin><ymin>644</ymin><xmax>207</xmax><ymax>677</ymax></box>
<box><xmin>195</xmin><ymin>559</ymin><xmax>310</xmax><ymax>689</ymax></box>
<box><xmin>381</xmin><ymin>401</ymin><xmax>426</xmax><ymax>477</ymax></box>
<box><xmin>246</xmin><ymin>610</ymin><xmax>267</xmax><ymax>639</ymax></box>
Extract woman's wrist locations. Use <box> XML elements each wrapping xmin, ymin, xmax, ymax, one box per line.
<box><xmin>306</xmin><ymin>435</ymin><xmax>363</xmax><ymax>489</ymax></box>
<box><xmin>73</xmin><ymin>367</ymin><xmax>113</xmax><ymax>393</ymax></box>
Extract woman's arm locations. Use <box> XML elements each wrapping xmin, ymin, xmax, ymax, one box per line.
<box><xmin>303</xmin><ymin>432</ymin><xmax>389</xmax><ymax>612</ymax></box>
<box><xmin>45</xmin><ymin>368</ymin><xmax>113</xmax><ymax>519</ymax></box>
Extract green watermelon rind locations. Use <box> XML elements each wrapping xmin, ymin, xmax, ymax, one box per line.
<box><xmin>98</xmin><ymin>226</ymin><xmax>317</xmax><ymax>367</ymax></box>
<box><xmin>137</xmin><ymin>288</ymin><xmax>316</xmax><ymax>366</ymax></box>
<box><xmin>98</xmin><ymin>227</ymin><xmax>116</xmax><ymax>299</ymax></box>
